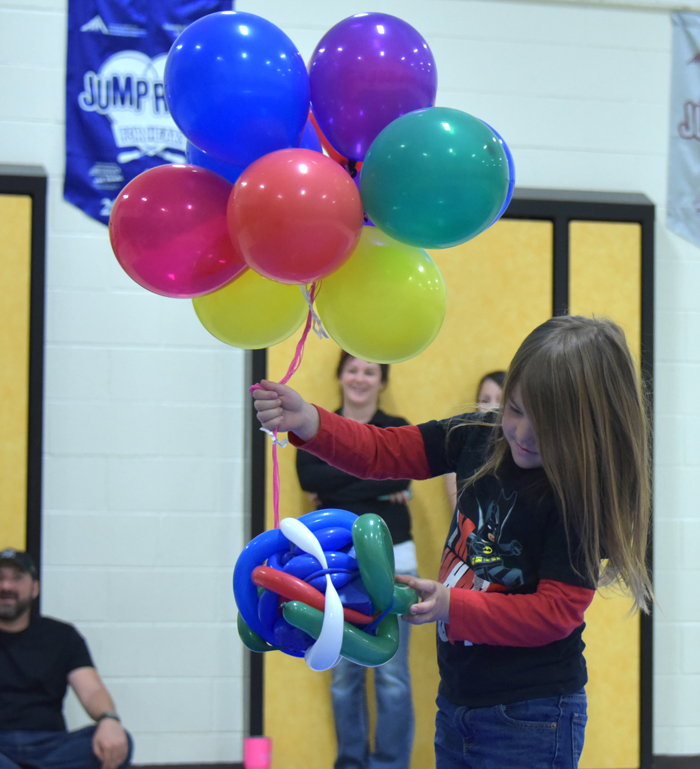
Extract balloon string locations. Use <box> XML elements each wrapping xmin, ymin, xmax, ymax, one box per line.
<box><xmin>279</xmin><ymin>282</ymin><xmax>321</xmax><ymax>385</ymax></box>
<box><xmin>272</xmin><ymin>440</ymin><xmax>280</xmax><ymax>528</ymax></box>
<box><xmin>250</xmin><ymin>282</ymin><xmax>324</xmax><ymax>529</ymax></box>
<box><xmin>300</xmin><ymin>282</ymin><xmax>328</xmax><ymax>342</ymax></box>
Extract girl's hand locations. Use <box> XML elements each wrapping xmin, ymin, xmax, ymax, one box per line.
<box><xmin>396</xmin><ymin>574</ymin><xmax>450</xmax><ymax>625</ymax></box>
<box><xmin>252</xmin><ymin>380</ymin><xmax>320</xmax><ymax>441</ymax></box>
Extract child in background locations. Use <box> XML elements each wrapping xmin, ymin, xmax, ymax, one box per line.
<box><xmin>445</xmin><ymin>370</ymin><xmax>506</xmax><ymax>511</ymax></box>
<box><xmin>252</xmin><ymin>316</ymin><xmax>652</xmax><ymax>769</ymax></box>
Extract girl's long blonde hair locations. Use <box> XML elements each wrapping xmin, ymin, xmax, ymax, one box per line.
<box><xmin>467</xmin><ymin>315</ymin><xmax>653</xmax><ymax>613</ymax></box>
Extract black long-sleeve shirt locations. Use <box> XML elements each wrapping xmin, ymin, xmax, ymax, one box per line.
<box><xmin>295</xmin><ymin>409</ymin><xmax>413</xmax><ymax>545</ymax></box>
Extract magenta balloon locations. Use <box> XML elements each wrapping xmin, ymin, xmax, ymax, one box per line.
<box><xmin>309</xmin><ymin>13</ymin><xmax>437</xmax><ymax>162</ymax></box>
<box><xmin>109</xmin><ymin>165</ymin><xmax>247</xmax><ymax>298</ymax></box>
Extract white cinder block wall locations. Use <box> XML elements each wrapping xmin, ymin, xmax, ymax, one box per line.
<box><xmin>2</xmin><ymin>0</ymin><xmax>248</xmax><ymax>763</ymax></box>
<box><xmin>1</xmin><ymin>0</ymin><xmax>698</xmax><ymax>762</ymax></box>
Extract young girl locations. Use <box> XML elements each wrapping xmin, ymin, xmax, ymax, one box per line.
<box><xmin>252</xmin><ymin>316</ymin><xmax>652</xmax><ymax>769</ymax></box>
<box><xmin>475</xmin><ymin>370</ymin><xmax>506</xmax><ymax>412</ymax></box>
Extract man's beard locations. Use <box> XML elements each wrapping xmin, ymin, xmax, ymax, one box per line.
<box><xmin>0</xmin><ymin>593</ymin><xmax>32</xmax><ymax>622</ymax></box>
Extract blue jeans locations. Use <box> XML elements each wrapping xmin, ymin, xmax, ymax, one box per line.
<box><xmin>434</xmin><ymin>690</ymin><xmax>587</xmax><ymax>769</ymax></box>
<box><xmin>0</xmin><ymin>726</ymin><xmax>133</xmax><ymax>769</ymax></box>
<box><xmin>331</xmin><ymin>617</ymin><xmax>414</xmax><ymax>769</ymax></box>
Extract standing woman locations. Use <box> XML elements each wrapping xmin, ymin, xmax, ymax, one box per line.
<box><xmin>296</xmin><ymin>352</ymin><xmax>416</xmax><ymax>769</ymax></box>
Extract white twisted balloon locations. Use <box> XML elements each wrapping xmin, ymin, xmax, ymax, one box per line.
<box><xmin>279</xmin><ymin>517</ymin><xmax>344</xmax><ymax>671</ymax></box>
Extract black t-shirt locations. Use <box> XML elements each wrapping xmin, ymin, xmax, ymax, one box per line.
<box><xmin>419</xmin><ymin>412</ymin><xmax>592</xmax><ymax>707</ymax></box>
<box><xmin>296</xmin><ymin>409</ymin><xmax>413</xmax><ymax>544</ymax></box>
<box><xmin>0</xmin><ymin>616</ymin><xmax>94</xmax><ymax>731</ymax></box>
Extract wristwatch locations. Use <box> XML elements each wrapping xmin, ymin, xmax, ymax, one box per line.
<box><xmin>96</xmin><ymin>710</ymin><xmax>121</xmax><ymax>723</ymax></box>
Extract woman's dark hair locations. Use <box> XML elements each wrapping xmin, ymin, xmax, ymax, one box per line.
<box><xmin>477</xmin><ymin>370</ymin><xmax>506</xmax><ymax>397</ymax></box>
<box><xmin>337</xmin><ymin>351</ymin><xmax>390</xmax><ymax>384</ymax></box>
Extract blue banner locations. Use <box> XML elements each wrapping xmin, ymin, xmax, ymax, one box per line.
<box><xmin>64</xmin><ymin>0</ymin><xmax>233</xmax><ymax>225</ymax></box>
<box><xmin>669</xmin><ymin>12</ymin><xmax>700</xmax><ymax>248</ymax></box>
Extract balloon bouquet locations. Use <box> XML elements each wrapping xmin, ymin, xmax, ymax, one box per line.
<box><xmin>107</xmin><ymin>10</ymin><xmax>515</xmax><ymax>670</ymax></box>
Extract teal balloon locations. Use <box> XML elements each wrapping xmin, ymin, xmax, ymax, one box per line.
<box><xmin>283</xmin><ymin>601</ymin><xmax>400</xmax><ymax>667</ymax></box>
<box><xmin>392</xmin><ymin>583</ymin><xmax>419</xmax><ymax>616</ymax></box>
<box><xmin>361</xmin><ymin>107</ymin><xmax>510</xmax><ymax>249</ymax></box>
<box><xmin>352</xmin><ymin>514</ymin><xmax>395</xmax><ymax>613</ymax></box>
<box><xmin>237</xmin><ymin>613</ymin><xmax>281</xmax><ymax>653</ymax></box>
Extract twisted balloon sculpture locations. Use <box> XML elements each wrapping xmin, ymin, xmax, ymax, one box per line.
<box><xmin>234</xmin><ymin>510</ymin><xmax>418</xmax><ymax>670</ymax></box>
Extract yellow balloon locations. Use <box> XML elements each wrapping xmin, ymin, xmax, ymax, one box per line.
<box><xmin>315</xmin><ymin>227</ymin><xmax>447</xmax><ymax>363</ymax></box>
<box><xmin>193</xmin><ymin>269</ymin><xmax>308</xmax><ymax>349</ymax></box>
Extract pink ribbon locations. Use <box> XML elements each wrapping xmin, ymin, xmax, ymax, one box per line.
<box><xmin>250</xmin><ymin>282</ymin><xmax>321</xmax><ymax>528</ymax></box>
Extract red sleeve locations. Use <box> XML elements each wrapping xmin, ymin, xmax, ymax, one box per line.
<box><xmin>447</xmin><ymin>579</ymin><xmax>595</xmax><ymax>647</ymax></box>
<box><xmin>289</xmin><ymin>406</ymin><xmax>433</xmax><ymax>480</ymax></box>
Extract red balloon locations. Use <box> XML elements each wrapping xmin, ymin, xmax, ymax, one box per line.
<box><xmin>251</xmin><ymin>566</ymin><xmax>375</xmax><ymax>625</ymax></box>
<box><xmin>228</xmin><ymin>148</ymin><xmax>364</xmax><ymax>284</ymax></box>
<box><xmin>109</xmin><ymin>164</ymin><xmax>247</xmax><ymax>298</ymax></box>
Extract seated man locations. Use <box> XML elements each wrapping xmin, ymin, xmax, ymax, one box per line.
<box><xmin>0</xmin><ymin>548</ymin><xmax>132</xmax><ymax>769</ymax></box>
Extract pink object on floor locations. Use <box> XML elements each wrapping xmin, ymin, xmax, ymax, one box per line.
<box><xmin>244</xmin><ymin>736</ymin><xmax>272</xmax><ymax>769</ymax></box>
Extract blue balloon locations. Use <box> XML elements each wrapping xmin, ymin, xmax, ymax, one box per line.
<box><xmin>481</xmin><ymin>121</ymin><xmax>516</xmax><ymax>227</ymax></box>
<box><xmin>233</xmin><ymin>509</ymin><xmax>359</xmax><ymax>642</ymax></box>
<box><xmin>299</xmin><ymin>119</ymin><xmax>323</xmax><ymax>153</ymax></box>
<box><xmin>306</xmin><ymin>527</ymin><xmax>353</xmax><ymax>552</ymax></box>
<box><xmin>165</xmin><ymin>11</ymin><xmax>310</xmax><ymax>166</ymax></box>
<box><xmin>273</xmin><ymin>616</ymin><xmax>312</xmax><ymax>655</ymax></box>
<box><xmin>337</xmin><ymin>576</ymin><xmax>374</xmax><ymax>616</ymax></box>
<box><xmin>234</xmin><ymin>527</ymin><xmax>289</xmax><ymax>644</ymax></box>
<box><xmin>283</xmin><ymin>551</ymin><xmax>357</xmax><ymax>591</ymax></box>
<box><xmin>186</xmin><ymin>142</ymin><xmax>245</xmax><ymax>185</ymax></box>
<box><xmin>258</xmin><ymin>588</ymin><xmax>280</xmax><ymax>634</ymax></box>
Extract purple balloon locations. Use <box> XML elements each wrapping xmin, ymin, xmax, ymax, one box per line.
<box><xmin>309</xmin><ymin>13</ymin><xmax>437</xmax><ymax>162</ymax></box>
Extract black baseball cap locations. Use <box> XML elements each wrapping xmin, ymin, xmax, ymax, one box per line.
<box><xmin>0</xmin><ymin>549</ymin><xmax>38</xmax><ymax>579</ymax></box>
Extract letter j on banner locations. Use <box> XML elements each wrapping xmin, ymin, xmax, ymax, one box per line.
<box><xmin>668</xmin><ymin>12</ymin><xmax>700</xmax><ymax>248</ymax></box>
<box><xmin>64</xmin><ymin>0</ymin><xmax>233</xmax><ymax>225</ymax></box>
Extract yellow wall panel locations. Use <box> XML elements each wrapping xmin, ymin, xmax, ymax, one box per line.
<box><xmin>570</xmin><ymin>220</ymin><xmax>642</xmax><ymax>769</ymax></box>
<box><xmin>569</xmin><ymin>221</ymin><xmax>642</xmax><ymax>362</ymax></box>
<box><xmin>265</xmin><ymin>219</ymin><xmax>553</xmax><ymax>769</ymax></box>
<box><xmin>0</xmin><ymin>194</ymin><xmax>32</xmax><ymax>549</ymax></box>
<box><xmin>581</xmin><ymin>588</ymin><xmax>640</xmax><ymax>768</ymax></box>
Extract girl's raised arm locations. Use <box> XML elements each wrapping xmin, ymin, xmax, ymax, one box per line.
<box><xmin>252</xmin><ymin>380</ymin><xmax>321</xmax><ymax>441</ymax></box>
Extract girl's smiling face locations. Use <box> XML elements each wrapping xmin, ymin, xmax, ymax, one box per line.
<box><xmin>502</xmin><ymin>385</ymin><xmax>543</xmax><ymax>469</ymax></box>
<box><xmin>339</xmin><ymin>357</ymin><xmax>385</xmax><ymax>409</ymax></box>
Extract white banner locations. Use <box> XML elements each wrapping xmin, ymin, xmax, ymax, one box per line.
<box><xmin>668</xmin><ymin>12</ymin><xmax>700</xmax><ymax>247</ymax></box>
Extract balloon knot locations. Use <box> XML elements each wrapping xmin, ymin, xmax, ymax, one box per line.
<box><xmin>260</xmin><ymin>427</ymin><xmax>288</xmax><ymax>448</ymax></box>
<box><xmin>301</xmin><ymin>283</ymin><xmax>329</xmax><ymax>340</ymax></box>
